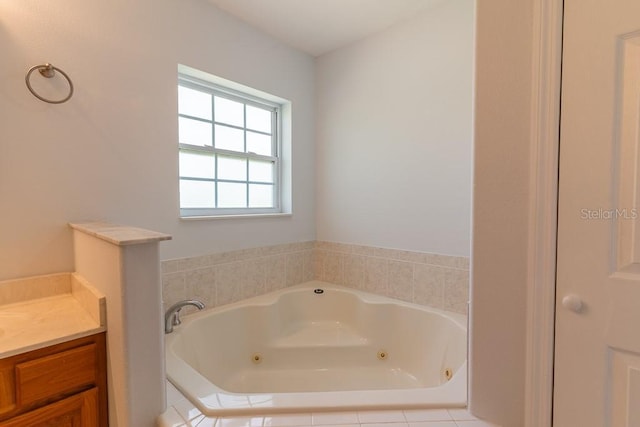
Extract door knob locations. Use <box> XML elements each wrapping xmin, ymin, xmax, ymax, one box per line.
<box><xmin>562</xmin><ymin>294</ymin><xmax>584</xmax><ymax>313</ymax></box>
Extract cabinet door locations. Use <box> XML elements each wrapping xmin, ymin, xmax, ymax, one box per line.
<box><xmin>0</xmin><ymin>388</ymin><xmax>98</xmax><ymax>427</ymax></box>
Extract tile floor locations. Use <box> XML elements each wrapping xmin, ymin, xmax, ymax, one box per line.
<box><xmin>160</xmin><ymin>382</ymin><xmax>499</xmax><ymax>427</ymax></box>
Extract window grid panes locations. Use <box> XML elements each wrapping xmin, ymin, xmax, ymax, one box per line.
<box><xmin>178</xmin><ymin>77</ymin><xmax>279</xmax><ymax>215</ymax></box>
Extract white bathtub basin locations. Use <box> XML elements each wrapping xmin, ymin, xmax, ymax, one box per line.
<box><xmin>166</xmin><ymin>281</ymin><xmax>467</xmax><ymax>416</ymax></box>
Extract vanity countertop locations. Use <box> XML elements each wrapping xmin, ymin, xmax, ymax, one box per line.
<box><xmin>0</xmin><ymin>273</ymin><xmax>106</xmax><ymax>358</ymax></box>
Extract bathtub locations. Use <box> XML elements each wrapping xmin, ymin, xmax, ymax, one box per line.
<box><xmin>165</xmin><ymin>281</ymin><xmax>467</xmax><ymax>416</ymax></box>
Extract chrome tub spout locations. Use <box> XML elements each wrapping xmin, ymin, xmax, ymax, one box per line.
<box><xmin>164</xmin><ymin>299</ymin><xmax>205</xmax><ymax>333</ymax></box>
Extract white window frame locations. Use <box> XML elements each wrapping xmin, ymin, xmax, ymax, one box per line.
<box><xmin>178</xmin><ymin>74</ymin><xmax>283</xmax><ymax>218</ymax></box>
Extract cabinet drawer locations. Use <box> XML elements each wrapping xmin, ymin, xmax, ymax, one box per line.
<box><xmin>15</xmin><ymin>344</ymin><xmax>96</xmax><ymax>407</ymax></box>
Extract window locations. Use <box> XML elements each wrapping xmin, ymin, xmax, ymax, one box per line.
<box><xmin>178</xmin><ymin>75</ymin><xmax>282</xmax><ymax>217</ymax></box>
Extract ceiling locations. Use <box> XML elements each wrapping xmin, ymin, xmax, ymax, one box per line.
<box><xmin>206</xmin><ymin>0</ymin><xmax>446</xmax><ymax>57</ymax></box>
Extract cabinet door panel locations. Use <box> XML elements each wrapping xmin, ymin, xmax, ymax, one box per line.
<box><xmin>16</xmin><ymin>344</ymin><xmax>96</xmax><ymax>406</ymax></box>
<box><xmin>0</xmin><ymin>388</ymin><xmax>98</xmax><ymax>427</ymax></box>
<box><xmin>0</xmin><ymin>366</ymin><xmax>15</xmax><ymax>417</ymax></box>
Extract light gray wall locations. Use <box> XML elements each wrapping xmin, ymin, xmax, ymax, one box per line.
<box><xmin>0</xmin><ymin>0</ymin><xmax>316</xmax><ymax>281</ymax></box>
<box><xmin>1</xmin><ymin>1</ymin><xmax>538</xmax><ymax>425</ymax></box>
<box><xmin>315</xmin><ymin>0</ymin><xmax>474</xmax><ymax>257</ymax></box>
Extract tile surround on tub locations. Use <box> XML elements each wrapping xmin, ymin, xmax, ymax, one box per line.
<box><xmin>161</xmin><ymin>242</ymin><xmax>316</xmax><ymax>313</ymax></box>
<box><xmin>314</xmin><ymin>242</ymin><xmax>469</xmax><ymax>314</ymax></box>
<box><xmin>161</xmin><ymin>241</ymin><xmax>469</xmax><ymax>315</ymax></box>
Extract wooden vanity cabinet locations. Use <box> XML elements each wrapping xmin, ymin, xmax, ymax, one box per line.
<box><xmin>0</xmin><ymin>333</ymin><xmax>107</xmax><ymax>426</ymax></box>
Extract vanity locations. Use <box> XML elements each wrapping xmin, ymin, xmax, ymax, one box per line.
<box><xmin>0</xmin><ymin>273</ymin><xmax>107</xmax><ymax>426</ymax></box>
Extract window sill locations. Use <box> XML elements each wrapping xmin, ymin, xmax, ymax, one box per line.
<box><xmin>180</xmin><ymin>213</ymin><xmax>292</xmax><ymax>221</ymax></box>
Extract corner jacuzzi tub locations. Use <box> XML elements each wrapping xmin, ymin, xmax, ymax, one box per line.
<box><xmin>165</xmin><ymin>281</ymin><xmax>467</xmax><ymax>416</ymax></box>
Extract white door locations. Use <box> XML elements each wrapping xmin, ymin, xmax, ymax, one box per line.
<box><xmin>555</xmin><ymin>0</ymin><xmax>640</xmax><ymax>426</ymax></box>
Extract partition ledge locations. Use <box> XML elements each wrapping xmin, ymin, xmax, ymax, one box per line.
<box><xmin>69</xmin><ymin>222</ymin><xmax>172</xmax><ymax>246</ymax></box>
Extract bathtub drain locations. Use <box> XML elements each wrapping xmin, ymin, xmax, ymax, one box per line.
<box><xmin>377</xmin><ymin>350</ymin><xmax>388</xmax><ymax>360</ymax></box>
<box><xmin>251</xmin><ymin>353</ymin><xmax>262</xmax><ymax>364</ymax></box>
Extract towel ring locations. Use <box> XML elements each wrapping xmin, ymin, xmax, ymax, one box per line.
<box><xmin>25</xmin><ymin>63</ymin><xmax>74</xmax><ymax>104</ymax></box>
